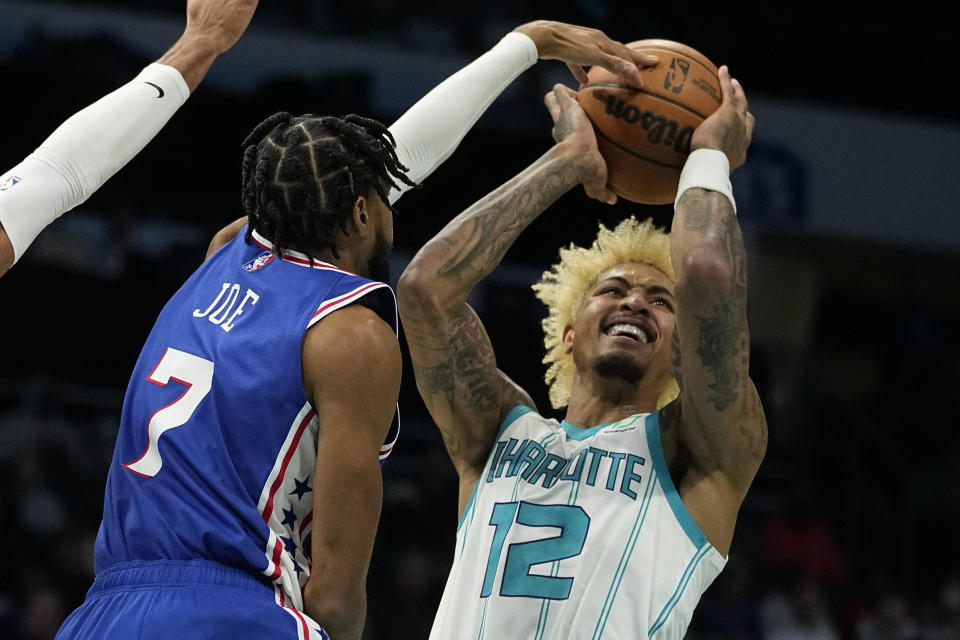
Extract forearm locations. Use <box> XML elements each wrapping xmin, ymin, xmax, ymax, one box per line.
<box><xmin>159</xmin><ymin>0</ymin><xmax>259</xmax><ymax>93</ymax></box>
<box><xmin>304</xmin><ymin>466</ymin><xmax>380</xmax><ymax>640</ymax></box>
<box><xmin>400</xmin><ymin>142</ymin><xmax>585</xmax><ymax>309</ymax></box>
<box><xmin>671</xmin><ymin>188</ymin><xmax>749</xmax><ymax>411</ymax></box>
<box><xmin>387</xmin><ymin>32</ymin><xmax>538</xmax><ymax>203</ymax></box>
<box><xmin>0</xmin><ymin>63</ymin><xmax>189</xmax><ymax>267</ymax></box>
<box><xmin>157</xmin><ymin>33</ymin><xmax>223</xmax><ymax>93</ymax></box>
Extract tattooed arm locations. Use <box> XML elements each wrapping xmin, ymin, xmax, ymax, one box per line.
<box><xmin>398</xmin><ymin>85</ymin><xmax>614</xmax><ymax>510</ymax></box>
<box><xmin>668</xmin><ymin>67</ymin><xmax>766</xmax><ymax>548</ymax></box>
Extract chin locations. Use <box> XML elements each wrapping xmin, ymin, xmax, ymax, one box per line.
<box><xmin>593</xmin><ymin>353</ymin><xmax>645</xmax><ymax>385</ymax></box>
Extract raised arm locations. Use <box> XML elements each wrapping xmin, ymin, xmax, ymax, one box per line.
<box><xmin>668</xmin><ymin>67</ymin><xmax>766</xmax><ymax>510</ymax></box>
<box><xmin>397</xmin><ymin>85</ymin><xmax>613</xmax><ymax>507</ymax></box>
<box><xmin>300</xmin><ymin>304</ymin><xmax>401</xmax><ymax>640</ymax></box>
<box><xmin>0</xmin><ymin>0</ymin><xmax>258</xmax><ymax>278</ymax></box>
<box><xmin>387</xmin><ymin>20</ymin><xmax>656</xmax><ymax>203</ymax></box>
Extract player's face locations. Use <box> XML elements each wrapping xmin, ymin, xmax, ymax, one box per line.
<box><xmin>565</xmin><ymin>262</ymin><xmax>676</xmax><ymax>390</ymax></box>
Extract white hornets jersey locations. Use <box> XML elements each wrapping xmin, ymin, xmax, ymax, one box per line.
<box><xmin>430</xmin><ymin>406</ymin><xmax>726</xmax><ymax>639</ymax></box>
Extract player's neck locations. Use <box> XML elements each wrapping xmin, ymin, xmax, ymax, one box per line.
<box><xmin>564</xmin><ymin>375</ymin><xmax>659</xmax><ymax>429</ymax></box>
<box><xmin>312</xmin><ymin>244</ymin><xmax>369</xmax><ymax>278</ymax></box>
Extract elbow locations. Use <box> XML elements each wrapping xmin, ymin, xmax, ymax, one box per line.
<box><xmin>675</xmin><ymin>247</ymin><xmax>736</xmax><ymax>302</ymax></box>
<box><xmin>397</xmin><ymin>260</ymin><xmax>445</xmax><ymax>319</ymax></box>
<box><xmin>303</xmin><ymin>581</ymin><xmax>365</xmax><ymax>639</ymax></box>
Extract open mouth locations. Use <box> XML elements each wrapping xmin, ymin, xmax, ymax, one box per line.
<box><xmin>604</xmin><ymin>323</ymin><xmax>651</xmax><ymax>344</ymax></box>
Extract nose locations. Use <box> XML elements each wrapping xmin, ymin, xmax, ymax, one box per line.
<box><xmin>619</xmin><ymin>292</ymin><xmax>650</xmax><ymax>315</ymax></box>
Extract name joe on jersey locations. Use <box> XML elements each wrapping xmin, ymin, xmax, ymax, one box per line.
<box><xmin>193</xmin><ymin>282</ymin><xmax>259</xmax><ymax>332</ymax></box>
<box><xmin>487</xmin><ymin>437</ymin><xmax>647</xmax><ymax>501</ymax></box>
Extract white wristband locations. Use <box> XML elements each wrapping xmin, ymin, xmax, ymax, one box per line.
<box><xmin>0</xmin><ymin>63</ymin><xmax>189</xmax><ymax>264</ymax></box>
<box><xmin>674</xmin><ymin>148</ymin><xmax>736</xmax><ymax>214</ymax></box>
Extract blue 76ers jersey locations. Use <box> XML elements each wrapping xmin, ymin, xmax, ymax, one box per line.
<box><xmin>95</xmin><ymin>226</ymin><xmax>398</xmax><ymax>615</ymax></box>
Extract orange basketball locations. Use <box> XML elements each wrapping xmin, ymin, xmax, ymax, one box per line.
<box><xmin>577</xmin><ymin>39</ymin><xmax>721</xmax><ymax>204</ymax></box>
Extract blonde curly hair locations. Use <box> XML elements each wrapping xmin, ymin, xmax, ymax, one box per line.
<box><xmin>532</xmin><ymin>216</ymin><xmax>679</xmax><ymax>409</ymax></box>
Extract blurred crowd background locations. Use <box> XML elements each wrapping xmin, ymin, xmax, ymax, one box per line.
<box><xmin>1</xmin><ymin>1</ymin><xmax>958</xmax><ymax>638</ymax></box>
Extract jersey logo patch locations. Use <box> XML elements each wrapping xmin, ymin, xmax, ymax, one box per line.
<box><xmin>0</xmin><ymin>175</ymin><xmax>21</xmax><ymax>191</ymax></box>
<box><xmin>243</xmin><ymin>251</ymin><xmax>276</xmax><ymax>272</ymax></box>
<box><xmin>607</xmin><ymin>415</ymin><xmax>644</xmax><ymax>433</ymax></box>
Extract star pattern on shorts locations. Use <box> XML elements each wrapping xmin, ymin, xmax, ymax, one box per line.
<box><xmin>281</xmin><ymin>507</ymin><xmax>297</xmax><ymax>528</ymax></box>
<box><xmin>289</xmin><ymin>476</ymin><xmax>312</xmax><ymax>501</ymax></box>
<box><xmin>280</xmin><ymin>535</ymin><xmax>297</xmax><ymax>555</ymax></box>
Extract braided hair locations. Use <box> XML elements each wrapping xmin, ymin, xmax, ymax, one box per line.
<box><xmin>240</xmin><ymin>112</ymin><xmax>416</xmax><ymax>261</ymax></box>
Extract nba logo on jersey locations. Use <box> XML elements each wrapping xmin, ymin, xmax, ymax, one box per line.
<box><xmin>243</xmin><ymin>251</ymin><xmax>275</xmax><ymax>273</ymax></box>
<box><xmin>0</xmin><ymin>175</ymin><xmax>21</xmax><ymax>191</ymax></box>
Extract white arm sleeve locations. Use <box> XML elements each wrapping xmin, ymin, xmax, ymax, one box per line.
<box><xmin>387</xmin><ymin>32</ymin><xmax>538</xmax><ymax>204</ymax></box>
<box><xmin>0</xmin><ymin>63</ymin><xmax>189</xmax><ymax>264</ymax></box>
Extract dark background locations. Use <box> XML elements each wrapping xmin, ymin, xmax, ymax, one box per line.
<box><xmin>1</xmin><ymin>2</ymin><xmax>958</xmax><ymax>639</ymax></box>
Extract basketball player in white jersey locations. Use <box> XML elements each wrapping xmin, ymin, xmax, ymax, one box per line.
<box><xmin>398</xmin><ymin>67</ymin><xmax>765</xmax><ymax>637</ymax></box>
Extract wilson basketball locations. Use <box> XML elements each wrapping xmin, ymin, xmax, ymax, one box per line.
<box><xmin>577</xmin><ymin>39</ymin><xmax>721</xmax><ymax>204</ymax></box>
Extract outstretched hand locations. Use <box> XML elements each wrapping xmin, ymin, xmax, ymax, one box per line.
<box><xmin>184</xmin><ymin>0</ymin><xmax>259</xmax><ymax>55</ymax></box>
<box><xmin>690</xmin><ymin>65</ymin><xmax>755</xmax><ymax>170</ymax></box>
<box><xmin>515</xmin><ymin>21</ymin><xmax>658</xmax><ymax>87</ymax></box>
<box><xmin>544</xmin><ymin>84</ymin><xmax>616</xmax><ymax>205</ymax></box>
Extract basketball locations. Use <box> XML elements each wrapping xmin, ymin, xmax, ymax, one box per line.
<box><xmin>577</xmin><ymin>39</ymin><xmax>721</xmax><ymax>204</ymax></box>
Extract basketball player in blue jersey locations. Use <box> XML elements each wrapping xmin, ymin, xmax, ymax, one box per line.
<box><xmin>8</xmin><ymin>13</ymin><xmax>659</xmax><ymax>640</ymax></box>
<box><xmin>399</xmin><ymin>68</ymin><xmax>765</xmax><ymax>638</ymax></box>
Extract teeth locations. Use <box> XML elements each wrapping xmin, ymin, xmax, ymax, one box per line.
<box><xmin>606</xmin><ymin>323</ymin><xmax>649</xmax><ymax>343</ymax></box>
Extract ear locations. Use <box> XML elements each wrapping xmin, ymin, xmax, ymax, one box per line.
<box><xmin>561</xmin><ymin>323</ymin><xmax>575</xmax><ymax>355</ymax></box>
<box><xmin>351</xmin><ymin>195</ymin><xmax>370</xmax><ymax>238</ymax></box>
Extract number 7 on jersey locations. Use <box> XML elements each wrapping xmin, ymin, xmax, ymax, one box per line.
<box><xmin>124</xmin><ymin>347</ymin><xmax>214</xmax><ymax>478</ymax></box>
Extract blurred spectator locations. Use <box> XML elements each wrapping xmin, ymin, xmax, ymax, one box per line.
<box><xmin>856</xmin><ymin>590</ymin><xmax>919</xmax><ymax>640</ymax></box>
<box><xmin>762</xmin><ymin>576</ymin><xmax>840</xmax><ymax>640</ymax></box>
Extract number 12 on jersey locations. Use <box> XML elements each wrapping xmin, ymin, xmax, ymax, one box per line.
<box><xmin>481</xmin><ymin>501</ymin><xmax>590</xmax><ymax>600</ymax></box>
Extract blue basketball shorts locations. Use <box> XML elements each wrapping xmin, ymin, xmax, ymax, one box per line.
<box><xmin>55</xmin><ymin>560</ymin><xmax>329</xmax><ymax>640</ymax></box>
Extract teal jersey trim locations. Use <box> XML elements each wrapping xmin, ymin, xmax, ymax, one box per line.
<box><xmin>644</xmin><ymin>411</ymin><xmax>708</xmax><ymax>548</ymax></box>
<box><xmin>457</xmin><ymin>405</ymin><xmax>535</xmax><ymax>532</ymax></box>
<box><xmin>648</xmin><ymin>543</ymin><xmax>711</xmax><ymax>637</ymax></box>
<box><xmin>560</xmin><ymin>419</ymin><xmax>612</xmax><ymax>441</ymax></box>
<box><xmin>500</xmin><ymin>405</ymin><xmax>535</xmax><ymax>438</ymax></box>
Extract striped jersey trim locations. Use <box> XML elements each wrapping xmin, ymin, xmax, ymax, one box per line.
<box><xmin>379</xmin><ymin>409</ymin><xmax>400</xmax><ymax>461</ymax></box>
<box><xmin>259</xmin><ymin>404</ymin><xmax>317</xmax><ymax>523</ymax></box>
<box><xmin>274</xmin><ymin>584</ymin><xmax>311</xmax><ymax>640</ymax></box>
<box><xmin>250</xmin><ymin>229</ymin><xmax>358</xmax><ymax>274</ymax></box>
<box><xmin>307</xmin><ymin>281</ymin><xmax>393</xmax><ymax>329</ymax></box>
<box><xmin>256</xmin><ymin>402</ymin><xmax>316</xmax><ymax>606</ymax></box>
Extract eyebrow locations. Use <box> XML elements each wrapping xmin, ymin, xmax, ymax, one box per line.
<box><xmin>597</xmin><ymin>276</ymin><xmax>675</xmax><ymax>300</ymax></box>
